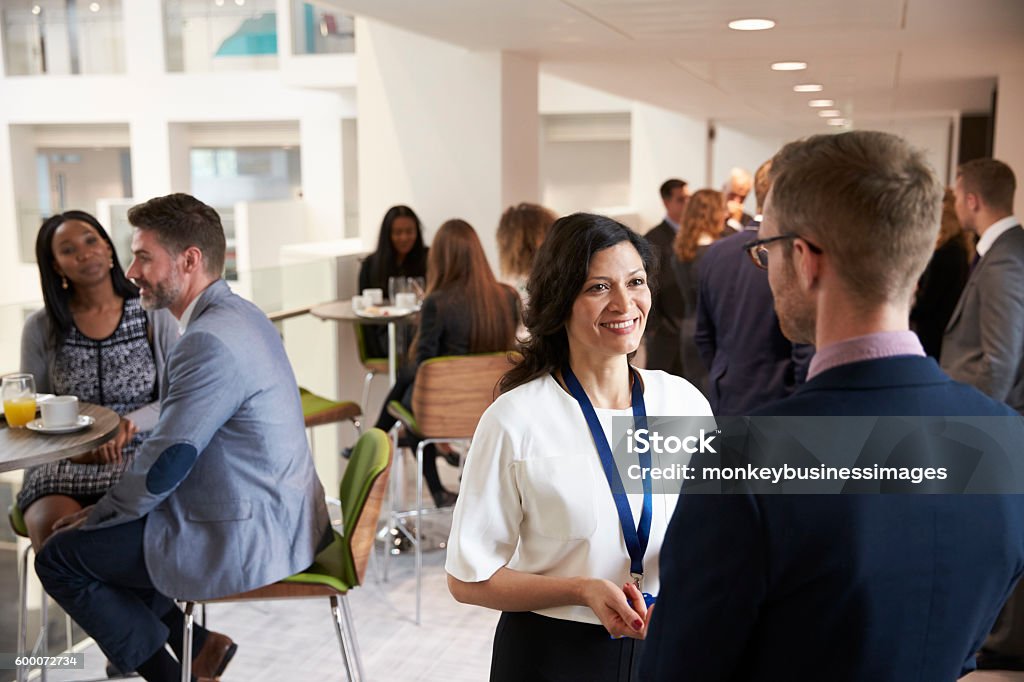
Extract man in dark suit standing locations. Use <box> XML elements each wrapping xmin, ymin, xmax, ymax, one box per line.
<box><xmin>643</xmin><ymin>132</ymin><xmax>1024</xmax><ymax>681</ymax></box>
<box><xmin>940</xmin><ymin>158</ymin><xmax>1024</xmax><ymax>670</ymax></box>
<box><xmin>695</xmin><ymin>159</ymin><xmax>813</xmax><ymax>414</ymax></box>
<box><xmin>941</xmin><ymin>159</ymin><xmax>1023</xmax><ymax>411</ymax></box>
<box><xmin>644</xmin><ymin>178</ymin><xmax>689</xmax><ymax>375</ymax></box>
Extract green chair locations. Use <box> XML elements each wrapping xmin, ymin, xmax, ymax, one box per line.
<box><xmin>300</xmin><ymin>387</ymin><xmax>363</xmax><ymax>457</ymax></box>
<box><xmin>353</xmin><ymin>324</ymin><xmax>389</xmax><ymax>410</ymax></box>
<box><xmin>179</xmin><ymin>428</ymin><xmax>393</xmax><ymax>682</ymax></box>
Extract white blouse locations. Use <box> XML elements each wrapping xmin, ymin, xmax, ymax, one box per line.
<box><xmin>445</xmin><ymin>368</ymin><xmax>713</xmax><ymax>624</ymax></box>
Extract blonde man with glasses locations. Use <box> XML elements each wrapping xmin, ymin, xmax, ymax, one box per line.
<box><xmin>643</xmin><ymin>131</ymin><xmax>1024</xmax><ymax>682</ymax></box>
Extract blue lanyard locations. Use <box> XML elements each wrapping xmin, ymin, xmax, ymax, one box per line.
<box><xmin>562</xmin><ymin>365</ymin><xmax>652</xmax><ymax>593</ymax></box>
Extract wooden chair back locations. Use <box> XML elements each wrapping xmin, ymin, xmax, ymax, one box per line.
<box><xmin>411</xmin><ymin>352</ymin><xmax>518</xmax><ymax>439</ymax></box>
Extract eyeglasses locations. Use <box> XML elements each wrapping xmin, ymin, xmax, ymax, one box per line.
<box><xmin>743</xmin><ymin>233</ymin><xmax>823</xmax><ymax>269</ymax></box>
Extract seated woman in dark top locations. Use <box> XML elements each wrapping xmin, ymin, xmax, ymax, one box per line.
<box><xmin>375</xmin><ymin>218</ymin><xmax>520</xmax><ymax>507</ymax></box>
<box><xmin>358</xmin><ymin>205</ymin><xmax>429</xmax><ymax>359</ymax></box>
<box><xmin>911</xmin><ymin>188</ymin><xmax>970</xmax><ymax>358</ymax></box>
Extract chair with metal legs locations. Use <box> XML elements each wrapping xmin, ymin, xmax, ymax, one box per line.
<box><xmin>178</xmin><ymin>427</ymin><xmax>393</xmax><ymax>682</ymax></box>
<box><xmin>353</xmin><ymin>324</ymin><xmax>389</xmax><ymax>411</ymax></box>
<box><xmin>300</xmin><ymin>387</ymin><xmax>362</xmax><ymax>451</ymax></box>
<box><xmin>384</xmin><ymin>351</ymin><xmax>518</xmax><ymax>624</ymax></box>
<box><xmin>9</xmin><ymin>503</ymin><xmax>74</xmax><ymax>682</ymax></box>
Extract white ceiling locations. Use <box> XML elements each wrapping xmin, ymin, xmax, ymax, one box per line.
<box><xmin>328</xmin><ymin>0</ymin><xmax>1024</xmax><ymax>127</ymax></box>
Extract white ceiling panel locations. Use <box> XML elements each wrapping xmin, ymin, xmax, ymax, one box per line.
<box><xmin>331</xmin><ymin>0</ymin><xmax>1024</xmax><ymax>124</ymax></box>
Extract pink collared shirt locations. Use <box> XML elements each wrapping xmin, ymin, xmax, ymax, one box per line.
<box><xmin>807</xmin><ymin>331</ymin><xmax>925</xmax><ymax>381</ymax></box>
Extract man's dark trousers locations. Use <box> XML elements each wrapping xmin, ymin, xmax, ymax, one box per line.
<box><xmin>35</xmin><ymin>517</ymin><xmax>208</xmax><ymax>674</ymax></box>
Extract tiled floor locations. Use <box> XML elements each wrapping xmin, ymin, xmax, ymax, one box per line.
<box><xmin>34</xmin><ymin>520</ymin><xmax>498</xmax><ymax>682</ymax></box>
<box><xmin>18</xmin><ymin>545</ymin><xmax>1024</xmax><ymax>681</ymax></box>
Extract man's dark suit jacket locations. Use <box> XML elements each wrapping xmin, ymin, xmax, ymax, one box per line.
<box><xmin>644</xmin><ymin>220</ymin><xmax>685</xmax><ymax>375</ymax></box>
<box><xmin>695</xmin><ymin>226</ymin><xmax>813</xmax><ymax>415</ymax></box>
<box><xmin>642</xmin><ymin>356</ymin><xmax>1024</xmax><ymax>681</ymax></box>
<box><xmin>941</xmin><ymin>224</ymin><xmax>1024</xmax><ymax>413</ymax></box>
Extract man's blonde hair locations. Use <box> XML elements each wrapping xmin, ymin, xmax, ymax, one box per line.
<box><xmin>770</xmin><ymin>131</ymin><xmax>943</xmax><ymax>308</ymax></box>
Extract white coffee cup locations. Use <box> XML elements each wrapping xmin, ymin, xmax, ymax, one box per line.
<box><xmin>41</xmin><ymin>395</ymin><xmax>78</xmax><ymax>428</ymax></box>
<box><xmin>351</xmin><ymin>294</ymin><xmax>368</xmax><ymax>312</ymax></box>
<box><xmin>363</xmin><ymin>288</ymin><xmax>384</xmax><ymax>305</ymax></box>
<box><xmin>395</xmin><ymin>292</ymin><xmax>417</xmax><ymax>309</ymax></box>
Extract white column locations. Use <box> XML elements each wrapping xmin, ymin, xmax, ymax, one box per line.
<box><xmin>300</xmin><ymin>112</ymin><xmax>345</xmax><ymax>241</ymax></box>
<box><xmin>355</xmin><ymin>18</ymin><xmax>539</xmax><ymax>269</ymax></box>
<box><xmin>995</xmin><ymin>71</ymin><xmax>1024</xmax><ymax>212</ymax></box>
<box><xmin>630</xmin><ymin>102</ymin><xmax>708</xmax><ymax>229</ymax></box>
<box><xmin>0</xmin><ymin>125</ymin><xmax>43</xmax><ymax>304</ymax></box>
<box><xmin>130</xmin><ymin>120</ymin><xmax>189</xmax><ymax>202</ymax></box>
<box><xmin>121</xmin><ymin>0</ymin><xmax>166</xmax><ymax>76</ymax></box>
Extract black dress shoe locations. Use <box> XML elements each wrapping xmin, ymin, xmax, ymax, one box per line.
<box><xmin>977</xmin><ymin>651</ymin><xmax>1024</xmax><ymax>671</ymax></box>
<box><xmin>105</xmin><ymin>660</ymin><xmax>129</xmax><ymax>678</ymax></box>
<box><xmin>193</xmin><ymin>631</ymin><xmax>237</xmax><ymax>679</ymax></box>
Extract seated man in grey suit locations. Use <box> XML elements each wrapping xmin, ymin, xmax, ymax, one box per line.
<box><xmin>35</xmin><ymin>193</ymin><xmax>331</xmax><ymax>682</ymax></box>
<box><xmin>940</xmin><ymin>158</ymin><xmax>1024</xmax><ymax>670</ymax></box>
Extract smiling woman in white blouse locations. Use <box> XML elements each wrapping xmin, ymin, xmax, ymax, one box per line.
<box><xmin>446</xmin><ymin>213</ymin><xmax>712</xmax><ymax>682</ymax></box>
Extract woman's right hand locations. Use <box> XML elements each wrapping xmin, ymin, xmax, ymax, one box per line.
<box><xmin>579</xmin><ymin>577</ymin><xmax>647</xmax><ymax>640</ymax></box>
<box><xmin>68</xmin><ymin>418</ymin><xmax>137</xmax><ymax>465</ymax></box>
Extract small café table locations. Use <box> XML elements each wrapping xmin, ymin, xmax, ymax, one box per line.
<box><xmin>310</xmin><ymin>299</ymin><xmax>418</xmax><ymax>386</ymax></box>
<box><xmin>0</xmin><ymin>403</ymin><xmax>120</xmax><ymax>473</ymax></box>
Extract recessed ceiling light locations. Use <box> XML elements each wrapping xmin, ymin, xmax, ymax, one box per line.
<box><xmin>808</xmin><ymin>99</ymin><xmax>835</xmax><ymax>108</ymax></box>
<box><xmin>728</xmin><ymin>18</ymin><xmax>776</xmax><ymax>31</ymax></box>
<box><xmin>818</xmin><ymin>109</ymin><xmax>842</xmax><ymax>118</ymax></box>
<box><xmin>827</xmin><ymin>119</ymin><xmax>850</xmax><ymax>127</ymax></box>
<box><xmin>31</xmin><ymin>5</ymin><xmax>41</xmax><ymax>14</ymax></box>
<box><xmin>235</xmin><ymin>0</ymin><xmax>245</xmax><ymax>5</ymax></box>
<box><xmin>89</xmin><ymin>2</ymin><xmax>100</xmax><ymax>11</ymax></box>
<box><xmin>793</xmin><ymin>83</ymin><xmax>823</xmax><ymax>92</ymax></box>
<box><xmin>772</xmin><ymin>61</ymin><xmax>807</xmax><ymax>71</ymax></box>
<box><xmin>214</xmin><ymin>0</ymin><xmax>224</xmax><ymax>5</ymax></box>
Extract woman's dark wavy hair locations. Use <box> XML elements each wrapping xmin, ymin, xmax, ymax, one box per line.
<box><xmin>364</xmin><ymin>205</ymin><xmax>428</xmax><ymax>290</ymax></box>
<box><xmin>35</xmin><ymin>210</ymin><xmax>138</xmax><ymax>348</ymax></box>
<box><xmin>498</xmin><ymin>213</ymin><xmax>656</xmax><ymax>394</ymax></box>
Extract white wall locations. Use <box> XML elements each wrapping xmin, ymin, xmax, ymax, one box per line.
<box><xmin>356</xmin><ymin>18</ymin><xmax>538</xmax><ymax>269</ymax></box>
<box><xmin>995</xmin><ymin>71</ymin><xmax>1024</xmax><ymax>212</ymax></box>
<box><xmin>539</xmin><ymin>72</ymin><xmax>632</xmax><ymax>114</ymax></box>
<box><xmin>630</xmin><ymin>103</ymin><xmax>708</xmax><ymax>229</ymax></box>
<box><xmin>711</xmin><ymin>124</ymin><xmax>787</xmax><ymax>214</ymax></box>
<box><xmin>542</xmin><ymin>138</ymin><xmax>630</xmax><ymax>217</ymax></box>
<box><xmin>862</xmin><ymin>116</ymin><xmax>955</xmax><ymax>186</ymax></box>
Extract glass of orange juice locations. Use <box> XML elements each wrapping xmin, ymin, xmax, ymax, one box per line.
<box><xmin>2</xmin><ymin>373</ymin><xmax>36</xmax><ymax>429</ymax></box>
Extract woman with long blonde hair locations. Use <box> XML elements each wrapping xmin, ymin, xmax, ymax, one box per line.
<box><xmin>671</xmin><ymin>189</ymin><xmax>727</xmax><ymax>393</ymax></box>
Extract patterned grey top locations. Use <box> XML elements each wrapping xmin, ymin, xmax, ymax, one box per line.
<box><xmin>18</xmin><ymin>298</ymin><xmax>158</xmax><ymax>509</ymax></box>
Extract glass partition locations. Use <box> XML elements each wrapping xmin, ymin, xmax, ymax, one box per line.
<box><xmin>2</xmin><ymin>0</ymin><xmax>124</xmax><ymax>76</ymax></box>
<box><xmin>163</xmin><ymin>0</ymin><xmax>278</xmax><ymax>72</ymax></box>
<box><xmin>289</xmin><ymin>0</ymin><xmax>354</xmax><ymax>55</ymax></box>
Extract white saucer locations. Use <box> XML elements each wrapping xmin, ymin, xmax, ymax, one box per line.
<box><xmin>0</xmin><ymin>393</ymin><xmax>55</xmax><ymax>416</ymax></box>
<box><xmin>355</xmin><ymin>305</ymin><xmax>414</xmax><ymax>318</ymax></box>
<box><xmin>26</xmin><ymin>415</ymin><xmax>94</xmax><ymax>434</ymax></box>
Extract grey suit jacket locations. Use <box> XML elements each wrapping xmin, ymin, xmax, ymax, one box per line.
<box><xmin>84</xmin><ymin>280</ymin><xmax>330</xmax><ymax>600</ymax></box>
<box><xmin>941</xmin><ymin>224</ymin><xmax>1024</xmax><ymax>413</ymax></box>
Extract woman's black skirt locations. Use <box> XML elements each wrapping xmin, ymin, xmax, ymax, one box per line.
<box><xmin>490</xmin><ymin>610</ymin><xmax>644</xmax><ymax>682</ymax></box>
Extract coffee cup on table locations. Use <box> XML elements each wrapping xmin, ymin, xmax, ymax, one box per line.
<box><xmin>395</xmin><ymin>292</ymin><xmax>417</xmax><ymax>309</ymax></box>
<box><xmin>363</xmin><ymin>288</ymin><xmax>384</xmax><ymax>305</ymax></box>
<box><xmin>41</xmin><ymin>395</ymin><xmax>78</xmax><ymax>428</ymax></box>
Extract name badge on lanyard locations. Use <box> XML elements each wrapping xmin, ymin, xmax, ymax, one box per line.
<box><xmin>561</xmin><ymin>365</ymin><xmax>656</xmax><ymax>608</ymax></box>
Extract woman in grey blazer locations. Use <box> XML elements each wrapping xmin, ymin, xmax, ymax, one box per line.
<box><xmin>18</xmin><ymin>211</ymin><xmax>178</xmax><ymax>551</ymax></box>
